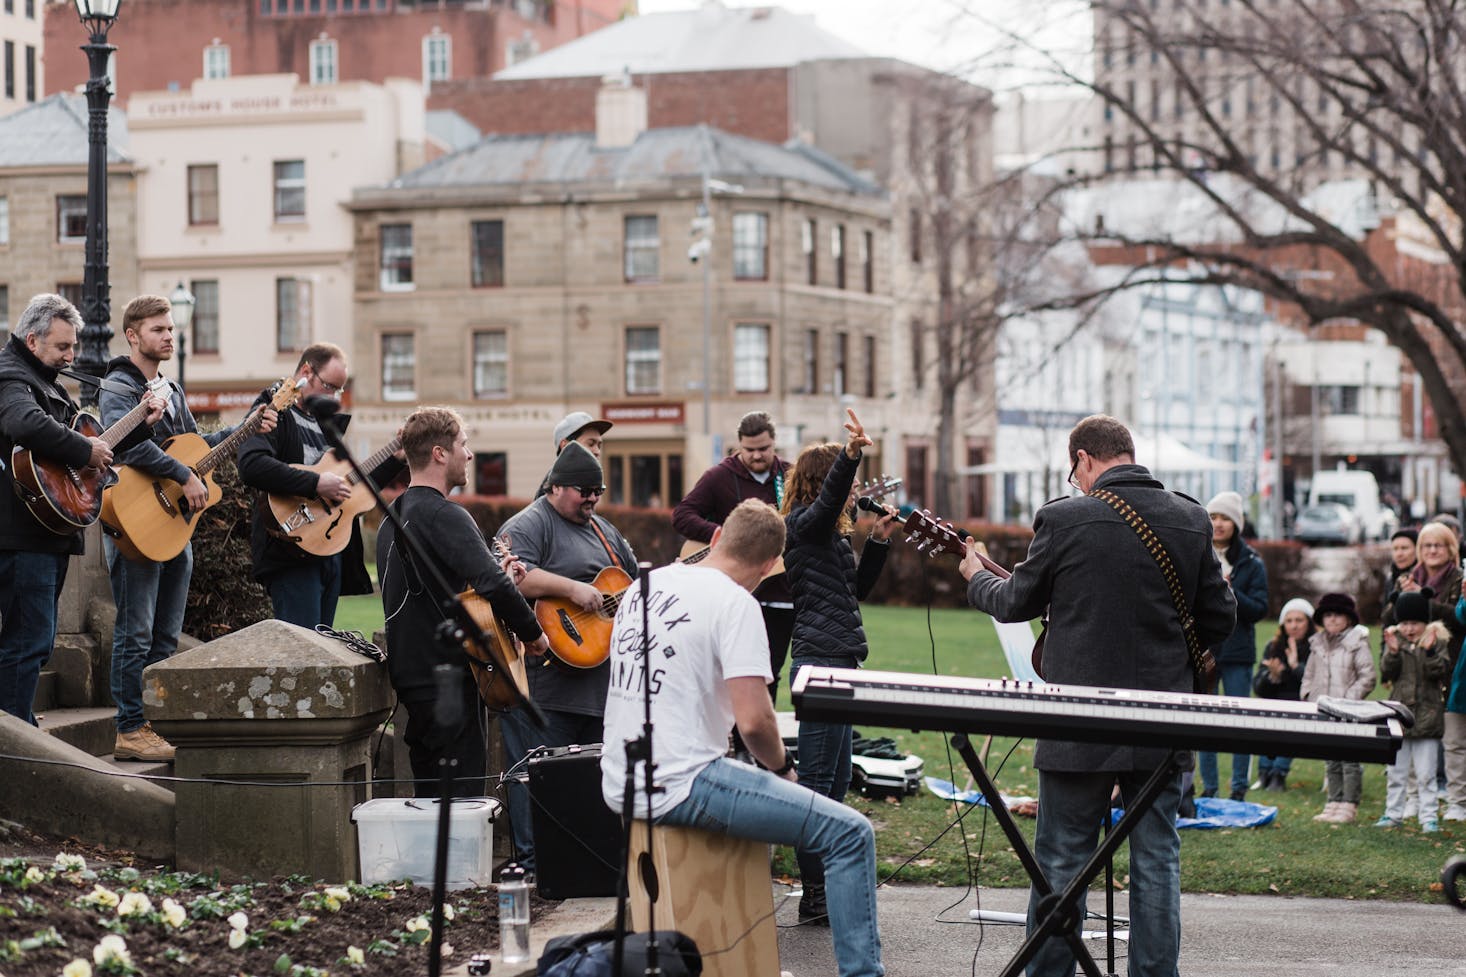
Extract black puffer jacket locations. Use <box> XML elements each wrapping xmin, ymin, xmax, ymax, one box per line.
<box><xmin>783</xmin><ymin>449</ymin><xmax>888</xmax><ymax>663</ymax></box>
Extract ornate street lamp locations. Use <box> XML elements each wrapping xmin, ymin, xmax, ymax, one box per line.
<box><xmin>169</xmin><ymin>281</ymin><xmax>194</xmax><ymax>392</ymax></box>
<box><xmin>73</xmin><ymin>0</ymin><xmax>124</xmax><ymax>407</ymax></box>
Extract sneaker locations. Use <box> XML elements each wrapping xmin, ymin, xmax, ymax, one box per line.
<box><xmin>1229</xmin><ymin>788</ymin><xmax>1248</xmax><ymax>802</ymax></box>
<box><xmin>1333</xmin><ymin>802</ymin><xmax>1358</xmax><ymax>823</ymax></box>
<box><xmin>1313</xmin><ymin>803</ymin><xmax>1341</xmax><ymax>822</ymax></box>
<box><xmin>1373</xmin><ymin>815</ymin><xmax>1403</xmax><ymax>828</ymax></box>
<box><xmin>1199</xmin><ymin>787</ymin><xmax>1218</xmax><ymax>799</ymax></box>
<box><xmin>1422</xmin><ymin>818</ymin><xmax>1441</xmax><ymax>834</ymax></box>
<box><xmin>1403</xmin><ymin>800</ymin><xmax>1419</xmax><ymax>820</ymax></box>
<box><xmin>114</xmin><ymin>723</ymin><xmax>175</xmax><ymax>762</ymax></box>
<box><xmin>1445</xmin><ymin>806</ymin><xmax>1466</xmax><ymax>822</ymax></box>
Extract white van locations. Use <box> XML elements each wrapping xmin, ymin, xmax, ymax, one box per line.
<box><xmin>1307</xmin><ymin>468</ymin><xmax>1399</xmax><ymax>541</ymax></box>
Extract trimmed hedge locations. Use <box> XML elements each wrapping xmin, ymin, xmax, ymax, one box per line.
<box><xmin>183</xmin><ymin>461</ymin><xmax>273</xmax><ymax>640</ymax></box>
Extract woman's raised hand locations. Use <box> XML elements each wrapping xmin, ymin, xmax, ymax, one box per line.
<box><xmin>844</xmin><ymin>407</ymin><xmax>872</xmax><ymax>459</ymax></box>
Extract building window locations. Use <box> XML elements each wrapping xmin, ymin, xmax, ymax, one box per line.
<box><xmin>471</xmin><ymin>220</ymin><xmax>504</xmax><ymax>288</ymax></box>
<box><xmin>381</xmin><ymin>333</ymin><xmax>416</xmax><ymax>401</ymax></box>
<box><xmin>732</xmin><ymin>212</ymin><xmax>768</xmax><ymax>280</ymax></box>
<box><xmin>187</xmin><ymin>164</ymin><xmax>219</xmax><ymax>226</ymax></box>
<box><xmin>203</xmin><ymin>43</ymin><xmax>230</xmax><ymax>79</ymax></box>
<box><xmin>1321</xmin><ymin>384</ymin><xmax>1361</xmax><ymax>415</ymax></box>
<box><xmin>379</xmin><ymin>223</ymin><xmax>414</xmax><ymax>291</ymax></box>
<box><xmin>273</xmin><ymin>160</ymin><xmax>305</xmax><ymax>220</ymax></box>
<box><xmin>861</xmin><ymin>229</ymin><xmax>874</xmax><ymax>293</ymax></box>
<box><xmin>910</xmin><ymin>317</ymin><xmax>924</xmax><ymax>389</ymax></box>
<box><xmin>423</xmin><ymin>32</ymin><xmax>451</xmax><ymax>89</ymax></box>
<box><xmin>275</xmin><ymin>278</ymin><xmax>310</xmax><ymax>352</ymax></box>
<box><xmin>0</xmin><ymin>196</ymin><xmax>8</xmax><ymax>245</ymax></box>
<box><xmin>833</xmin><ymin>331</ymin><xmax>848</xmax><ymax>396</ymax></box>
<box><xmin>190</xmin><ymin>280</ymin><xmax>219</xmax><ymax>354</ymax></box>
<box><xmin>473</xmin><ymin>330</ymin><xmax>508</xmax><ymax>398</ymax></box>
<box><xmin>864</xmin><ymin>334</ymin><xmax>876</xmax><ymax>397</ymax></box>
<box><xmin>57</xmin><ymin>283</ymin><xmax>83</xmax><ymax>308</ymax></box>
<box><xmin>474</xmin><ymin>452</ymin><xmax>508</xmax><ymax>495</ymax></box>
<box><xmin>0</xmin><ymin>285</ymin><xmax>9</xmax><ymax>340</ymax></box>
<box><xmin>625</xmin><ymin>325</ymin><xmax>661</xmax><ymax>394</ymax></box>
<box><xmin>733</xmin><ymin>323</ymin><xmax>770</xmax><ymax>393</ymax></box>
<box><xmin>57</xmin><ymin>195</ymin><xmax>87</xmax><ymax>243</ymax></box>
<box><xmin>905</xmin><ymin>442</ymin><xmax>929</xmax><ymax>510</ymax></box>
<box><xmin>24</xmin><ymin>44</ymin><xmax>34</xmax><ymax>102</ymax></box>
<box><xmin>309</xmin><ymin>38</ymin><xmax>338</xmax><ymax>85</ymax></box>
<box><xmin>802</xmin><ymin>218</ymin><xmax>817</xmax><ymax>284</ymax></box>
<box><xmin>4</xmin><ymin>41</ymin><xmax>13</xmax><ymax>100</ymax></box>
<box><xmin>802</xmin><ymin>328</ymin><xmax>818</xmax><ymax>394</ymax></box>
<box><xmin>23</xmin><ymin>0</ymin><xmax>31</xmax><ymax>16</ymax></box>
<box><xmin>909</xmin><ymin>208</ymin><xmax>922</xmax><ymax>263</ymax></box>
<box><xmin>832</xmin><ymin>225</ymin><xmax>846</xmax><ymax>289</ymax></box>
<box><xmin>623</xmin><ymin>215</ymin><xmax>659</xmax><ymax>282</ymax></box>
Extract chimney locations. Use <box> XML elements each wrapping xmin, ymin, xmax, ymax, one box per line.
<box><xmin>596</xmin><ymin>69</ymin><xmax>647</xmax><ymax>149</ymax></box>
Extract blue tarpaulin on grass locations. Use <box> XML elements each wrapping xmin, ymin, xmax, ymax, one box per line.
<box><xmin>925</xmin><ymin>778</ymin><xmax>1278</xmax><ymax>829</ymax></box>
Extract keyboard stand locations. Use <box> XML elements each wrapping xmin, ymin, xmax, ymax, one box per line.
<box><xmin>950</xmin><ymin>733</ymin><xmax>1179</xmax><ymax>977</ymax></box>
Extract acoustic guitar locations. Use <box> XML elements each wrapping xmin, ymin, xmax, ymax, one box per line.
<box><xmin>11</xmin><ymin>377</ymin><xmax>169</xmax><ymax>536</ymax></box>
<box><xmin>532</xmin><ymin>565</ymin><xmax>633</xmax><ymax>669</ymax></box>
<box><xmin>458</xmin><ymin>538</ymin><xmax>531</xmax><ymax>712</ymax></box>
<box><xmin>267</xmin><ymin>436</ymin><xmax>403</xmax><ymax>557</ymax></box>
<box><xmin>101</xmin><ymin>378</ymin><xmax>301</xmax><ymax>562</ymax></box>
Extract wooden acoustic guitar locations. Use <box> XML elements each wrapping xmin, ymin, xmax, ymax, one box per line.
<box><xmin>101</xmin><ymin>378</ymin><xmax>301</xmax><ymax>562</ymax></box>
<box><xmin>532</xmin><ymin>565</ymin><xmax>633</xmax><ymax>670</ymax></box>
<box><xmin>267</xmin><ymin>436</ymin><xmax>403</xmax><ymax>557</ymax></box>
<box><xmin>11</xmin><ymin>377</ymin><xmax>169</xmax><ymax>535</ymax></box>
<box><xmin>458</xmin><ymin>540</ymin><xmax>531</xmax><ymax>712</ymax></box>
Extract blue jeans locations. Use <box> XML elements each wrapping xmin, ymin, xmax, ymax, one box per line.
<box><xmin>1029</xmin><ymin>767</ymin><xmax>1182</xmax><ymax>977</ymax></box>
<box><xmin>0</xmin><ymin>551</ymin><xmax>70</xmax><ymax>725</ymax></box>
<box><xmin>660</xmin><ymin>757</ymin><xmax>884</xmax><ymax>977</ymax></box>
<box><xmin>1257</xmin><ymin>753</ymin><xmax>1292</xmax><ymax>778</ymax></box>
<box><xmin>498</xmin><ymin>705</ymin><xmax>603</xmax><ymax>873</ymax></box>
<box><xmin>792</xmin><ymin>659</ymin><xmax>854</xmax><ymax>886</ymax></box>
<box><xmin>264</xmin><ymin>554</ymin><xmax>342</xmax><ymax>629</ymax></box>
<box><xmin>106</xmin><ymin>538</ymin><xmax>192</xmax><ymax>734</ymax></box>
<box><xmin>1198</xmin><ymin>663</ymin><xmax>1252</xmax><ymax>794</ymax></box>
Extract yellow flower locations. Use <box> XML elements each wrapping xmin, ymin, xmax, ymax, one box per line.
<box><xmin>117</xmin><ymin>891</ymin><xmax>154</xmax><ymax>917</ymax></box>
<box><xmin>83</xmin><ymin>884</ymin><xmax>120</xmax><ymax>909</ymax></box>
<box><xmin>23</xmin><ymin>865</ymin><xmax>45</xmax><ymax>883</ymax></box>
<box><xmin>405</xmin><ymin>915</ymin><xmax>430</xmax><ymax>933</ymax></box>
<box><xmin>161</xmin><ymin>898</ymin><xmax>187</xmax><ymax>929</ymax></box>
<box><xmin>62</xmin><ymin>959</ymin><xmax>93</xmax><ymax>977</ymax></box>
<box><xmin>92</xmin><ymin>935</ymin><xmax>132</xmax><ymax>967</ymax></box>
<box><xmin>324</xmin><ymin>886</ymin><xmax>352</xmax><ymax>903</ymax></box>
<box><xmin>53</xmin><ymin>853</ymin><xmax>88</xmax><ymax>873</ymax></box>
<box><xmin>228</xmin><ymin>928</ymin><xmax>247</xmax><ymax>950</ymax></box>
<box><xmin>346</xmin><ymin>945</ymin><xmax>365</xmax><ymax>965</ymax></box>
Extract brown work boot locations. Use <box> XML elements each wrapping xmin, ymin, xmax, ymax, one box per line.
<box><xmin>114</xmin><ymin>723</ymin><xmax>176</xmax><ymax>762</ymax></box>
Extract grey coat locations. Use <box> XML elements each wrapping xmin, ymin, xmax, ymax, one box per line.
<box><xmin>967</xmin><ymin>464</ymin><xmax>1236</xmax><ymax>772</ymax></box>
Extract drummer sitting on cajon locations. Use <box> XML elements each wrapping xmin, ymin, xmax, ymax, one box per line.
<box><xmin>377</xmin><ymin>406</ymin><xmax>550</xmax><ymax>798</ymax></box>
<box><xmin>600</xmin><ymin>500</ymin><xmax>886</xmax><ymax>977</ymax></box>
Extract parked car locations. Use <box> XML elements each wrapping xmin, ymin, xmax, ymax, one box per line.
<box><xmin>1308</xmin><ymin>468</ymin><xmax>1399</xmax><ymax>540</ymax></box>
<box><xmin>1293</xmin><ymin>503</ymin><xmax>1364</xmax><ymax>545</ymax></box>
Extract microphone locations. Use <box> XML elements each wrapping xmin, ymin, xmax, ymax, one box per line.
<box><xmin>857</xmin><ymin>496</ymin><xmax>893</xmax><ymax>517</ymax></box>
<box><xmin>303</xmin><ymin>394</ymin><xmax>342</xmax><ymax>421</ymax></box>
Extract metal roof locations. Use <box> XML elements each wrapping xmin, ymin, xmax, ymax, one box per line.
<box><xmin>386</xmin><ymin>124</ymin><xmax>883</xmax><ymax>197</ymax></box>
<box><xmin>495</xmin><ymin>2</ymin><xmax>868</xmax><ymax>80</ymax></box>
<box><xmin>0</xmin><ymin>94</ymin><xmax>130</xmax><ymax>168</ymax></box>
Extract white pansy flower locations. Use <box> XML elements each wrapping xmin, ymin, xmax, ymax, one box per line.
<box><xmin>346</xmin><ymin>945</ymin><xmax>365</xmax><ymax>965</ymax></box>
<box><xmin>324</xmin><ymin>886</ymin><xmax>351</xmax><ymax>903</ymax></box>
<box><xmin>441</xmin><ymin>941</ymin><xmax>454</xmax><ymax>958</ymax></box>
<box><xmin>92</xmin><ymin>935</ymin><xmax>132</xmax><ymax>967</ymax></box>
<box><xmin>117</xmin><ymin>891</ymin><xmax>154</xmax><ymax>917</ymax></box>
<box><xmin>443</xmin><ymin>904</ymin><xmax>455</xmax><ymax>921</ymax></box>
<box><xmin>54</xmin><ymin>853</ymin><xmax>88</xmax><ymax>873</ymax></box>
<box><xmin>161</xmin><ymin>897</ymin><xmax>187</xmax><ymax>928</ymax></box>
<box><xmin>227</xmin><ymin>911</ymin><xmax>249</xmax><ymax>931</ymax></box>
<box><xmin>83</xmin><ymin>884</ymin><xmax>120</xmax><ymax>909</ymax></box>
<box><xmin>62</xmin><ymin>959</ymin><xmax>93</xmax><ymax>977</ymax></box>
<box><xmin>228</xmin><ymin>928</ymin><xmax>247</xmax><ymax>950</ymax></box>
<box><xmin>24</xmin><ymin>865</ymin><xmax>45</xmax><ymax>883</ymax></box>
<box><xmin>405</xmin><ymin>914</ymin><xmax>430</xmax><ymax>932</ymax></box>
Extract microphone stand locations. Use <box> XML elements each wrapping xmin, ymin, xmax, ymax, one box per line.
<box><xmin>613</xmin><ymin>562</ymin><xmax>662</xmax><ymax>977</ymax></box>
<box><xmin>312</xmin><ymin>407</ymin><xmax>547</xmax><ymax>977</ymax></box>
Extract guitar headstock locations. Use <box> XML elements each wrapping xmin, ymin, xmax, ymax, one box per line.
<box><xmin>901</xmin><ymin>509</ymin><xmax>967</xmax><ymax>559</ymax></box>
<box><xmin>856</xmin><ymin>474</ymin><xmax>903</xmax><ymax>503</ymax></box>
<box><xmin>268</xmin><ymin>376</ymin><xmax>302</xmax><ymax>412</ymax></box>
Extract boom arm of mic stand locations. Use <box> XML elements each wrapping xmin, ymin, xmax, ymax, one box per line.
<box><xmin>315</xmin><ymin>417</ymin><xmax>548</xmax><ymax>730</ymax></box>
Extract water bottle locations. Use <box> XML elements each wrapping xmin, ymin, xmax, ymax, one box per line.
<box><xmin>497</xmin><ymin>862</ymin><xmax>530</xmax><ymax>964</ymax></box>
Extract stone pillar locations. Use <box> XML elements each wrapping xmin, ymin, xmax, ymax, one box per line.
<box><xmin>147</xmin><ymin>620</ymin><xmax>393</xmax><ymax>882</ymax></box>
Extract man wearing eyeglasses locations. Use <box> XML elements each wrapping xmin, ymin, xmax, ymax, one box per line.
<box><xmin>497</xmin><ymin>441</ymin><xmax>638</xmax><ymax>874</ymax></box>
<box><xmin>237</xmin><ymin>342</ymin><xmax>406</xmax><ymax>628</ymax></box>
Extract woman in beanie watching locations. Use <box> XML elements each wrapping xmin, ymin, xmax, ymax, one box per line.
<box><xmin>1199</xmin><ymin>490</ymin><xmax>1269</xmax><ymax>801</ymax></box>
<box><xmin>1380</xmin><ymin>528</ymin><xmax>1419</xmax><ymax>620</ymax></box>
<box><xmin>1376</xmin><ymin>589</ymin><xmax>1450</xmax><ymax>831</ymax></box>
<box><xmin>1302</xmin><ymin>593</ymin><xmax>1377</xmax><ymax>822</ymax></box>
<box><xmin>1251</xmin><ymin>598</ymin><xmax>1315</xmax><ymax>791</ymax></box>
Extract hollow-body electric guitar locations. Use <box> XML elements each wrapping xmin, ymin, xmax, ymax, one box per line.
<box><xmin>266</xmin><ymin>436</ymin><xmax>403</xmax><ymax>557</ymax></box>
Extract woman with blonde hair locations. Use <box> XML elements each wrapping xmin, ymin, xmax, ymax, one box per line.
<box><xmin>1384</xmin><ymin>521</ymin><xmax>1463</xmax><ymax>660</ymax></box>
<box><xmin>781</xmin><ymin>408</ymin><xmax>898</xmax><ymax>925</ymax></box>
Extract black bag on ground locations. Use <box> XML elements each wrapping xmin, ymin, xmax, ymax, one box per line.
<box><xmin>538</xmin><ymin>930</ymin><xmax>701</xmax><ymax>977</ymax></box>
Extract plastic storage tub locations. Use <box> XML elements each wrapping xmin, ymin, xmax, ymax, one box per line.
<box><xmin>352</xmin><ymin>796</ymin><xmax>500</xmax><ymax>890</ymax></box>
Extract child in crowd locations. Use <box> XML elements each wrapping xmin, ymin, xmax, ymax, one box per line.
<box><xmin>1376</xmin><ymin>590</ymin><xmax>1450</xmax><ymax>832</ymax></box>
<box><xmin>1301</xmin><ymin>592</ymin><xmax>1377</xmax><ymax>823</ymax></box>
<box><xmin>1252</xmin><ymin>598</ymin><xmax>1315</xmax><ymax>791</ymax></box>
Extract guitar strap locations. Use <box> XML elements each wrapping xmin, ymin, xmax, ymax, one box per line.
<box><xmin>588</xmin><ymin>517</ymin><xmax>623</xmax><ymax>569</ymax></box>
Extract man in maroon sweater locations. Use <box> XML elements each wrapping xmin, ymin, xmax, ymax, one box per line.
<box><xmin>673</xmin><ymin>411</ymin><xmax>794</xmax><ymax>697</ymax></box>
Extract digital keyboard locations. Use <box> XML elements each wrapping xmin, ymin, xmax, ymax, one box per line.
<box><xmin>791</xmin><ymin>667</ymin><xmax>1405</xmax><ymax>763</ymax></box>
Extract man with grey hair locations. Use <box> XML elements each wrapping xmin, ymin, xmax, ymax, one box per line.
<box><xmin>0</xmin><ymin>294</ymin><xmax>162</xmax><ymax>724</ymax></box>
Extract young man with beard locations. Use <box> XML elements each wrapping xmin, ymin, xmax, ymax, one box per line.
<box><xmin>100</xmin><ymin>294</ymin><xmax>278</xmax><ymax>762</ymax></box>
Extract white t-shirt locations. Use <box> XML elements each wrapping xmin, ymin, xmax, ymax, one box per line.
<box><xmin>600</xmin><ymin>563</ymin><xmax>772</xmax><ymax>818</ymax></box>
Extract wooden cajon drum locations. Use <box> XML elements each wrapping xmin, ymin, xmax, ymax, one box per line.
<box><xmin>627</xmin><ymin>822</ymin><xmax>780</xmax><ymax>977</ymax></box>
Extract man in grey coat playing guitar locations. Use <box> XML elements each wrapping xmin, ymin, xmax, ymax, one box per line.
<box><xmin>0</xmin><ymin>293</ymin><xmax>163</xmax><ymax>725</ymax></box>
<box><xmin>960</xmin><ymin>414</ymin><xmax>1235</xmax><ymax>977</ymax></box>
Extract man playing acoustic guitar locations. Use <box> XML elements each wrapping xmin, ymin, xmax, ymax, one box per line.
<box><xmin>378</xmin><ymin>407</ymin><xmax>549</xmax><ymax>798</ymax></box>
<box><xmin>0</xmin><ymin>294</ymin><xmax>164</xmax><ymax>725</ymax></box>
<box><xmin>100</xmin><ymin>294</ymin><xmax>279</xmax><ymax>762</ymax></box>
<box><xmin>498</xmin><ymin>441</ymin><xmax>637</xmax><ymax>874</ymax></box>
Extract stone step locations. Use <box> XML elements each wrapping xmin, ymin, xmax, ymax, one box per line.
<box><xmin>94</xmin><ymin>753</ymin><xmax>176</xmax><ymax>789</ymax></box>
<box><xmin>35</xmin><ymin>706</ymin><xmax>118</xmax><ymax>758</ymax></box>
<box><xmin>33</xmin><ymin>670</ymin><xmax>58</xmax><ymax>713</ymax></box>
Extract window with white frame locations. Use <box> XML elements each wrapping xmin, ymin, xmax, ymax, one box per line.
<box><xmin>733</xmin><ymin>323</ymin><xmax>770</xmax><ymax>393</ymax></box>
<box><xmin>625</xmin><ymin>326</ymin><xmax>661</xmax><ymax>394</ymax></box>
<box><xmin>623</xmin><ymin>215</ymin><xmax>659</xmax><ymax>282</ymax></box>
<box><xmin>802</xmin><ymin>217</ymin><xmax>817</xmax><ymax>284</ymax></box>
<box><xmin>203</xmin><ymin>43</ymin><xmax>230</xmax><ymax>79</ymax></box>
<box><xmin>190</xmin><ymin>280</ymin><xmax>219</xmax><ymax>354</ymax></box>
<box><xmin>381</xmin><ymin>333</ymin><xmax>416</xmax><ymax>401</ymax></box>
<box><xmin>0</xmin><ymin>196</ymin><xmax>8</xmax><ymax>245</ymax></box>
<box><xmin>276</xmin><ymin>277</ymin><xmax>311</xmax><ymax>352</ymax></box>
<box><xmin>273</xmin><ymin>160</ymin><xmax>305</xmax><ymax>220</ymax></box>
<box><xmin>379</xmin><ymin>223</ymin><xmax>414</xmax><ymax>290</ymax></box>
<box><xmin>732</xmin><ymin>212</ymin><xmax>768</xmax><ymax>280</ymax></box>
<box><xmin>187</xmin><ymin>164</ymin><xmax>219</xmax><ymax>225</ymax></box>
<box><xmin>423</xmin><ymin>32</ymin><xmax>451</xmax><ymax>88</ymax></box>
<box><xmin>473</xmin><ymin>330</ymin><xmax>508</xmax><ymax>398</ymax></box>
<box><xmin>309</xmin><ymin>38</ymin><xmax>338</xmax><ymax>85</ymax></box>
<box><xmin>832</xmin><ymin>224</ymin><xmax>846</xmax><ymax>289</ymax></box>
<box><xmin>57</xmin><ymin>195</ymin><xmax>87</xmax><ymax>243</ymax></box>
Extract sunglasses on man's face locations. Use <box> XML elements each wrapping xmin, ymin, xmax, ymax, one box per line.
<box><xmin>571</xmin><ymin>485</ymin><xmax>606</xmax><ymax>498</ymax></box>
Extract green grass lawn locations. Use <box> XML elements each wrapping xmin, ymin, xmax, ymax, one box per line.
<box><xmin>337</xmin><ymin>594</ymin><xmax>1462</xmax><ymax>901</ymax></box>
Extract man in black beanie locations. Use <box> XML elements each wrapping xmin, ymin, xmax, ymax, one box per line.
<box><xmin>497</xmin><ymin>441</ymin><xmax>638</xmax><ymax>874</ymax></box>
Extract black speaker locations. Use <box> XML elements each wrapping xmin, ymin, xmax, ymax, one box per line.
<box><xmin>529</xmin><ymin>743</ymin><xmax>623</xmax><ymax>900</ymax></box>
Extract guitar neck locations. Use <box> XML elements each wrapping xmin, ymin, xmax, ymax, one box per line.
<box><xmin>99</xmin><ymin>386</ymin><xmax>163</xmax><ymax>451</ymax></box>
<box><xmin>346</xmin><ymin>437</ymin><xmax>402</xmax><ymax>486</ymax></box>
<box><xmin>680</xmin><ymin>544</ymin><xmax>712</xmax><ymax>566</ymax></box>
<box><xmin>194</xmin><ymin>406</ymin><xmax>268</xmax><ymax>478</ymax></box>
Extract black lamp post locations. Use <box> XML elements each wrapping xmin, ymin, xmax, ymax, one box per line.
<box><xmin>74</xmin><ymin>0</ymin><xmax>124</xmax><ymax>408</ymax></box>
<box><xmin>169</xmin><ymin>281</ymin><xmax>194</xmax><ymax>392</ymax></box>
